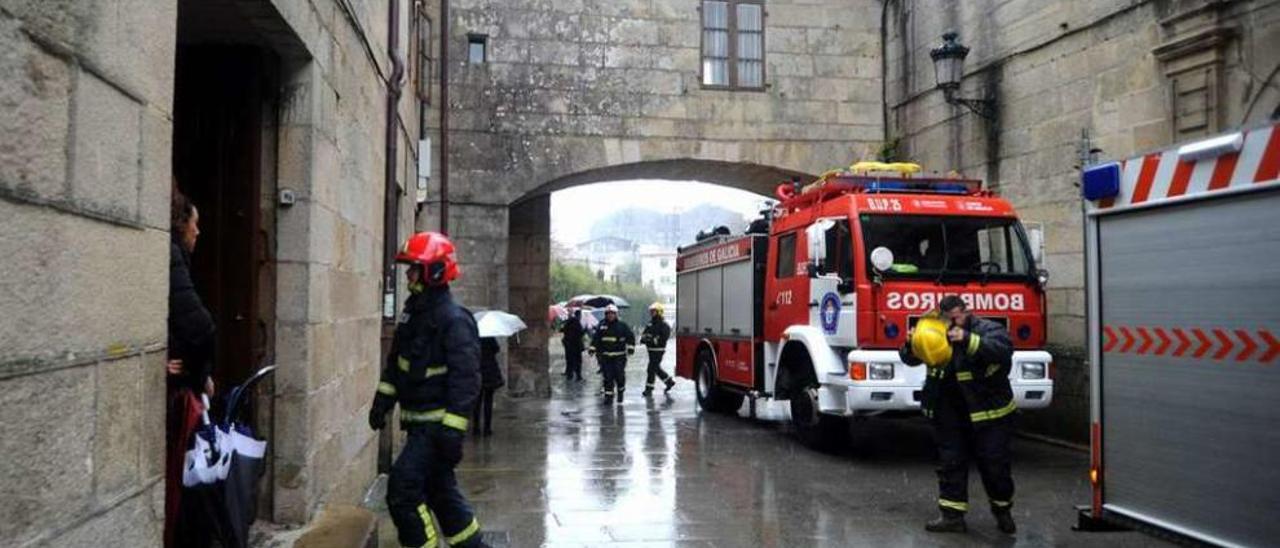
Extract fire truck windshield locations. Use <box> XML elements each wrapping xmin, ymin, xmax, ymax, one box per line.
<box><xmin>859</xmin><ymin>214</ymin><xmax>1034</xmax><ymax>280</ymax></box>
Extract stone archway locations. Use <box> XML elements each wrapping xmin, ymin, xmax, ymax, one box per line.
<box><xmin>502</xmin><ymin>159</ymin><xmax>812</xmax><ymax>397</ymax></box>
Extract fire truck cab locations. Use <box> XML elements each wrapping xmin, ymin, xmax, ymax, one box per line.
<box><xmin>675</xmin><ymin>163</ymin><xmax>1054</xmax><ymax>446</ymax></box>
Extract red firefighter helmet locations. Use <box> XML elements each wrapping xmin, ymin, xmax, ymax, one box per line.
<box><xmin>396</xmin><ymin>232</ymin><xmax>460</xmax><ymax>285</ymax></box>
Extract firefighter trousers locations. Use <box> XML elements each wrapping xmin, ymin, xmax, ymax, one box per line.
<box><xmin>564</xmin><ymin>348</ymin><xmax>583</xmax><ymax>380</ymax></box>
<box><xmin>644</xmin><ymin>350</ymin><xmax>671</xmax><ymax>388</ymax></box>
<box><xmin>600</xmin><ymin>356</ymin><xmax>627</xmax><ymax>396</ymax></box>
<box><xmin>932</xmin><ymin>398</ymin><xmax>1015</xmax><ymax>516</ymax></box>
<box><xmin>387</xmin><ymin>426</ymin><xmax>482</xmax><ymax>548</ymax></box>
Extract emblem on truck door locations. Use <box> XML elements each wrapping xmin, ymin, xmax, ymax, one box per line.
<box><xmin>820</xmin><ymin>292</ymin><xmax>841</xmax><ymax>334</ymax></box>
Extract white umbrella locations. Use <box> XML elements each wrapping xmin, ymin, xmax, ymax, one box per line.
<box><xmin>474</xmin><ymin>310</ymin><xmax>528</xmax><ymax>338</ymax></box>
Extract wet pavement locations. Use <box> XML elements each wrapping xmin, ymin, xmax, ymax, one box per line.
<box><xmin>373</xmin><ymin>343</ymin><xmax>1167</xmax><ymax>547</ymax></box>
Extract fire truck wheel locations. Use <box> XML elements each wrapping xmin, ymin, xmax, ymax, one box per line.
<box><xmin>695</xmin><ymin>349</ymin><xmax>744</xmax><ymax>414</ymax></box>
<box><xmin>789</xmin><ymin>386</ymin><xmax>850</xmax><ymax>451</ymax></box>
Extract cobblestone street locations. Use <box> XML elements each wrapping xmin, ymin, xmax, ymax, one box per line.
<box><xmin>367</xmin><ymin>345</ymin><xmax>1166</xmax><ymax>547</ymax></box>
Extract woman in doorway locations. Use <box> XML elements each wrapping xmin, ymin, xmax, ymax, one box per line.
<box><xmin>474</xmin><ymin>337</ymin><xmax>504</xmax><ymax>436</ymax></box>
<box><xmin>165</xmin><ymin>187</ymin><xmax>218</xmax><ymax>547</ymax></box>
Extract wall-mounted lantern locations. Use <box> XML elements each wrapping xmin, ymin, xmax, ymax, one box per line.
<box><xmin>930</xmin><ymin>32</ymin><xmax>996</xmax><ymax>121</ymax></box>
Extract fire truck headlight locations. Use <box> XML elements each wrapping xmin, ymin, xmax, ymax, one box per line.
<box><xmin>868</xmin><ymin>363</ymin><xmax>895</xmax><ymax>380</ymax></box>
<box><xmin>1021</xmin><ymin>362</ymin><xmax>1047</xmax><ymax>380</ymax></box>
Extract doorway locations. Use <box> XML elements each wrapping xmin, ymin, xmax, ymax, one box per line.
<box><xmin>173</xmin><ymin>44</ymin><xmax>278</xmax><ymax>399</ymax></box>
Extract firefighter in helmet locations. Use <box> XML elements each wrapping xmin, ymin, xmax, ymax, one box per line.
<box><xmin>901</xmin><ymin>295</ymin><xmax>1017</xmax><ymax>535</ymax></box>
<box><xmin>639</xmin><ymin>302</ymin><xmax>676</xmax><ymax>397</ymax></box>
<box><xmin>369</xmin><ymin>231</ymin><xmax>488</xmax><ymax>548</ymax></box>
<box><xmin>588</xmin><ymin>303</ymin><xmax>635</xmax><ymax>404</ymax></box>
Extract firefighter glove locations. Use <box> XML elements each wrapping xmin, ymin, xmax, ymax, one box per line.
<box><xmin>368</xmin><ymin>396</ymin><xmax>394</xmax><ymax>431</ymax></box>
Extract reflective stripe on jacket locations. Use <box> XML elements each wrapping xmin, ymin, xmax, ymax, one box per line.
<box><xmin>590</xmin><ymin>319</ymin><xmax>635</xmax><ymax>358</ymax></box>
<box><xmin>902</xmin><ymin>316</ymin><xmax>1015</xmax><ymax>423</ymax></box>
<box><xmin>371</xmin><ymin>287</ymin><xmax>481</xmax><ymax>431</ymax></box>
<box><xmin>640</xmin><ymin>317</ymin><xmax>671</xmax><ymax>352</ymax></box>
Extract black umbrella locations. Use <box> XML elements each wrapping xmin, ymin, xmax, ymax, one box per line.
<box><xmin>569</xmin><ymin>294</ymin><xmax>631</xmax><ymax>308</ymax></box>
<box><xmin>178</xmin><ymin>366</ymin><xmax>275</xmax><ymax>548</ymax></box>
<box><xmin>219</xmin><ymin>366</ymin><xmax>275</xmax><ymax>548</ymax></box>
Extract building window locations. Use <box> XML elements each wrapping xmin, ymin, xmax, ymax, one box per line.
<box><xmin>701</xmin><ymin>0</ymin><xmax>765</xmax><ymax>89</ymax></box>
<box><xmin>468</xmin><ymin>34</ymin><xmax>487</xmax><ymax>64</ymax></box>
<box><xmin>415</xmin><ymin>10</ymin><xmax>432</xmax><ymax>106</ymax></box>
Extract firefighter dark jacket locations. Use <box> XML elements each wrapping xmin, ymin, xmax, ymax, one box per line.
<box><xmin>900</xmin><ymin>315</ymin><xmax>1015</xmax><ymax>424</ymax></box>
<box><xmin>640</xmin><ymin>317</ymin><xmax>671</xmax><ymax>352</ymax></box>
<box><xmin>590</xmin><ymin>319</ymin><xmax>636</xmax><ymax>358</ymax></box>
<box><xmin>373</xmin><ymin>286</ymin><xmax>481</xmax><ymax>431</ymax></box>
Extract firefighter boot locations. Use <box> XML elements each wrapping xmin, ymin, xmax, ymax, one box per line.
<box><xmin>925</xmin><ymin>510</ymin><xmax>968</xmax><ymax>533</ymax></box>
<box><xmin>616</xmin><ymin>388</ymin><xmax>625</xmax><ymax>404</ymax></box>
<box><xmin>642</xmin><ymin>384</ymin><xmax>654</xmax><ymax>397</ymax></box>
<box><xmin>664</xmin><ymin>378</ymin><xmax>676</xmax><ymax>394</ymax></box>
<box><xmin>603</xmin><ymin>391</ymin><xmax>613</xmax><ymax>405</ymax></box>
<box><xmin>993</xmin><ymin>509</ymin><xmax>1016</xmax><ymax>534</ymax></box>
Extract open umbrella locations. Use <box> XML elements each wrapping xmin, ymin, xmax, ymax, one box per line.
<box><xmin>474</xmin><ymin>310</ymin><xmax>528</xmax><ymax>338</ymax></box>
<box><xmin>568</xmin><ymin>294</ymin><xmax>630</xmax><ymax>308</ymax></box>
<box><xmin>548</xmin><ymin>304</ymin><xmax>569</xmax><ymax>323</ymax></box>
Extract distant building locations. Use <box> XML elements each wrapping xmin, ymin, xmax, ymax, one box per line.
<box><xmin>639</xmin><ymin>245</ymin><xmax>678</xmax><ymax>306</ymax></box>
<box><xmin>565</xmin><ymin>237</ymin><xmax>640</xmax><ymax>283</ymax></box>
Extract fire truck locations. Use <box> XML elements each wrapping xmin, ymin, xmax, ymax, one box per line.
<box><xmin>674</xmin><ymin>162</ymin><xmax>1054</xmax><ymax>447</ymax></box>
<box><xmin>1076</xmin><ymin>122</ymin><xmax>1280</xmax><ymax>545</ymax></box>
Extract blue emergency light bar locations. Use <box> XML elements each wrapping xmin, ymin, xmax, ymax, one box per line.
<box><xmin>1081</xmin><ymin>162</ymin><xmax>1121</xmax><ymax>201</ymax></box>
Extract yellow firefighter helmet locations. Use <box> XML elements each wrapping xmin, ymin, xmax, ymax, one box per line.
<box><xmin>648</xmin><ymin>302</ymin><xmax>665</xmax><ymax>315</ymax></box>
<box><xmin>911</xmin><ymin>316</ymin><xmax>953</xmax><ymax>367</ymax></box>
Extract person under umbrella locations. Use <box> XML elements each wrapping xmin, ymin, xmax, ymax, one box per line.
<box><xmin>473</xmin><ymin>337</ymin><xmax>505</xmax><ymax>436</ymax></box>
<box><xmin>561</xmin><ymin>308</ymin><xmax>586</xmax><ymax>381</ymax></box>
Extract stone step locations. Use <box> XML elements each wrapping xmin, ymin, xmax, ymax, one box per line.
<box><xmin>291</xmin><ymin>505</ymin><xmax>378</xmax><ymax>548</ymax></box>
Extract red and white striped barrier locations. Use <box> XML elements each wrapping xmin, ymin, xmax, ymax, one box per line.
<box><xmin>1096</xmin><ymin>122</ymin><xmax>1280</xmax><ymax>210</ymax></box>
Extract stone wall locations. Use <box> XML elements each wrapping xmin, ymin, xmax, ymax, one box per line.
<box><xmin>264</xmin><ymin>0</ymin><xmax>421</xmax><ymax>523</ymax></box>
<box><xmin>428</xmin><ymin>0</ymin><xmax>887</xmax><ymax>396</ymax></box>
<box><xmin>0</xmin><ymin>1</ymin><xmax>426</xmax><ymax>542</ymax></box>
<box><xmin>885</xmin><ymin>0</ymin><xmax>1280</xmax><ymax>441</ymax></box>
<box><xmin>0</xmin><ymin>0</ymin><xmax>176</xmax><ymax>545</ymax></box>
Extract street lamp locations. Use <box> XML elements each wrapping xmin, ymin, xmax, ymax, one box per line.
<box><xmin>930</xmin><ymin>32</ymin><xmax>996</xmax><ymax>120</ymax></box>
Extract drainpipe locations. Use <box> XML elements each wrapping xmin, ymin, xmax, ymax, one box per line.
<box><xmin>383</xmin><ymin>0</ymin><xmax>406</xmax><ymax>322</ymax></box>
<box><xmin>379</xmin><ymin>0</ymin><xmax>406</xmax><ymax>473</ymax></box>
<box><xmin>439</xmin><ymin>0</ymin><xmax>450</xmax><ymax>235</ymax></box>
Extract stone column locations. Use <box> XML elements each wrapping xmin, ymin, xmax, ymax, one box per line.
<box><xmin>506</xmin><ymin>196</ymin><xmax>551</xmax><ymax>398</ymax></box>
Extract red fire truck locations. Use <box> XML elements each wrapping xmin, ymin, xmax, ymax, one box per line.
<box><xmin>674</xmin><ymin>163</ymin><xmax>1054</xmax><ymax>447</ymax></box>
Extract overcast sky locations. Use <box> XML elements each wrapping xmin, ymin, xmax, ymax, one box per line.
<box><xmin>550</xmin><ymin>180</ymin><xmax>768</xmax><ymax>245</ymax></box>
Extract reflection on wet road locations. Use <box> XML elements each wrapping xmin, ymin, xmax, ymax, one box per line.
<box><xmin>429</xmin><ymin>345</ymin><xmax>1165</xmax><ymax>547</ymax></box>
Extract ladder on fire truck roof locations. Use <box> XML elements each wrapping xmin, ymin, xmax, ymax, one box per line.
<box><xmin>774</xmin><ymin>161</ymin><xmax>989</xmax><ymax>210</ymax></box>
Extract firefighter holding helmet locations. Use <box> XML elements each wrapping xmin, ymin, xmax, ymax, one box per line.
<box><xmin>901</xmin><ymin>295</ymin><xmax>1018</xmax><ymax>536</ymax></box>
<box><xmin>369</xmin><ymin>231</ymin><xmax>488</xmax><ymax>548</ymax></box>
<box><xmin>640</xmin><ymin>302</ymin><xmax>676</xmax><ymax>397</ymax></box>
<box><xmin>588</xmin><ymin>303</ymin><xmax>635</xmax><ymax>404</ymax></box>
